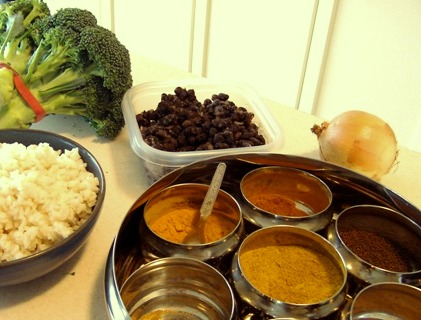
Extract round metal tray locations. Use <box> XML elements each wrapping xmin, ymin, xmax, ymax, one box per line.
<box><xmin>104</xmin><ymin>153</ymin><xmax>421</xmax><ymax>320</ymax></box>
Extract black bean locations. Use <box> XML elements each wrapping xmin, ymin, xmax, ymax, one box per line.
<box><xmin>197</xmin><ymin>142</ymin><xmax>214</xmax><ymax>150</ymax></box>
<box><xmin>217</xmin><ymin>93</ymin><xmax>229</xmax><ymax>101</ymax></box>
<box><xmin>209</xmin><ymin>127</ymin><xmax>218</xmax><ymax>137</ymax></box>
<box><xmin>136</xmin><ymin>87</ymin><xmax>266</xmax><ymax>152</ymax></box>
<box><xmin>182</xmin><ymin>119</ymin><xmax>193</xmax><ymax>128</ymax></box>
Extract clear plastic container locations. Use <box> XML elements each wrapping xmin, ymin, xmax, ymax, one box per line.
<box><xmin>122</xmin><ymin>78</ymin><xmax>284</xmax><ymax>182</ymax></box>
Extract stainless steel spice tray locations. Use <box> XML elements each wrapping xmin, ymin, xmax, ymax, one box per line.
<box><xmin>104</xmin><ymin>153</ymin><xmax>421</xmax><ymax>320</ymax></box>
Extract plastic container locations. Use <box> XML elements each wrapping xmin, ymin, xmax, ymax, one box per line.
<box><xmin>122</xmin><ymin>79</ymin><xmax>284</xmax><ymax>182</ymax></box>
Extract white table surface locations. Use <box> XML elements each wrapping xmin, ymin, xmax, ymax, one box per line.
<box><xmin>1</xmin><ymin>56</ymin><xmax>420</xmax><ymax>320</ymax></box>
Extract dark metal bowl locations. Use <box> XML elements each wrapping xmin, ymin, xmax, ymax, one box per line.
<box><xmin>0</xmin><ymin>129</ymin><xmax>105</xmax><ymax>286</ymax></box>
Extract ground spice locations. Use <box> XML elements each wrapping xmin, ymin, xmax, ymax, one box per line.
<box><xmin>136</xmin><ymin>309</ymin><xmax>201</xmax><ymax>320</ymax></box>
<box><xmin>339</xmin><ymin>228</ymin><xmax>411</xmax><ymax>272</ymax></box>
<box><xmin>248</xmin><ymin>193</ymin><xmax>308</xmax><ymax>217</ymax></box>
<box><xmin>239</xmin><ymin>244</ymin><xmax>343</xmax><ymax>304</ymax></box>
<box><xmin>149</xmin><ymin>203</ymin><xmax>237</xmax><ymax>244</ymax></box>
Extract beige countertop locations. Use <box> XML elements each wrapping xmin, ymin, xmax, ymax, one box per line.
<box><xmin>1</xmin><ymin>56</ymin><xmax>420</xmax><ymax>320</ymax></box>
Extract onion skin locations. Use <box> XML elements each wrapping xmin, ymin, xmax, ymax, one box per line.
<box><xmin>311</xmin><ymin>110</ymin><xmax>398</xmax><ymax>180</ymax></box>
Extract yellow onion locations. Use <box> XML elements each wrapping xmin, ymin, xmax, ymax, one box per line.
<box><xmin>311</xmin><ymin>110</ymin><xmax>398</xmax><ymax>180</ymax></box>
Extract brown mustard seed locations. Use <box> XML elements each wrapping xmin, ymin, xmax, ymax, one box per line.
<box><xmin>339</xmin><ymin>228</ymin><xmax>411</xmax><ymax>272</ymax></box>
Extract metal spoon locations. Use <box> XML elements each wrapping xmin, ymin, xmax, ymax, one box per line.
<box><xmin>183</xmin><ymin>162</ymin><xmax>227</xmax><ymax>244</ymax></box>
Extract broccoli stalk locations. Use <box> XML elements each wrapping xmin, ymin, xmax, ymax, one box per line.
<box><xmin>0</xmin><ymin>0</ymin><xmax>132</xmax><ymax>138</ymax></box>
<box><xmin>0</xmin><ymin>66</ymin><xmax>14</xmax><ymax>106</ymax></box>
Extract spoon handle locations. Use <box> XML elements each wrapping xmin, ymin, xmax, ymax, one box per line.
<box><xmin>200</xmin><ymin>162</ymin><xmax>226</xmax><ymax>220</ymax></box>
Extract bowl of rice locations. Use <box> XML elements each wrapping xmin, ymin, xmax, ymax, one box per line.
<box><xmin>0</xmin><ymin>129</ymin><xmax>105</xmax><ymax>286</ymax></box>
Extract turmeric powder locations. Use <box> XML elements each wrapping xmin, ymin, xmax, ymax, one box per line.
<box><xmin>248</xmin><ymin>193</ymin><xmax>308</xmax><ymax>217</ymax></box>
<box><xmin>149</xmin><ymin>202</ymin><xmax>237</xmax><ymax>244</ymax></box>
<box><xmin>239</xmin><ymin>244</ymin><xmax>343</xmax><ymax>304</ymax></box>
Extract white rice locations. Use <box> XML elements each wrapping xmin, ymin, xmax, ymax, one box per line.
<box><xmin>0</xmin><ymin>142</ymin><xmax>99</xmax><ymax>262</ymax></box>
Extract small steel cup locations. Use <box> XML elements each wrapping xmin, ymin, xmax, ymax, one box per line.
<box><xmin>347</xmin><ymin>282</ymin><xmax>421</xmax><ymax>320</ymax></box>
<box><xmin>327</xmin><ymin>205</ymin><xmax>421</xmax><ymax>290</ymax></box>
<box><xmin>240</xmin><ymin>166</ymin><xmax>333</xmax><ymax>232</ymax></box>
<box><xmin>120</xmin><ymin>257</ymin><xmax>236</xmax><ymax>320</ymax></box>
<box><xmin>141</xmin><ymin>183</ymin><xmax>244</xmax><ymax>269</ymax></box>
<box><xmin>231</xmin><ymin>225</ymin><xmax>347</xmax><ymax>319</ymax></box>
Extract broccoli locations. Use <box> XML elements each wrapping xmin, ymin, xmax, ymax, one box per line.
<box><xmin>0</xmin><ymin>0</ymin><xmax>49</xmax><ymax>74</ymax></box>
<box><xmin>0</xmin><ymin>0</ymin><xmax>132</xmax><ymax>138</ymax></box>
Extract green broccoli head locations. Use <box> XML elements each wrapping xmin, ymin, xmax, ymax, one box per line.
<box><xmin>87</xmin><ymin>100</ymin><xmax>125</xmax><ymax>138</ymax></box>
<box><xmin>52</xmin><ymin>7</ymin><xmax>98</xmax><ymax>34</ymax></box>
<box><xmin>76</xmin><ymin>25</ymin><xmax>133</xmax><ymax>137</ymax></box>
<box><xmin>78</xmin><ymin>26</ymin><xmax>133</xmax><ymax>96</ymax></box>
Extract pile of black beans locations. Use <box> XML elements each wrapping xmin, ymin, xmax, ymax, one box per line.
<box><xmin>136</xmin><ymin>87</ymin><xmax>266</xmax><ymax>152</ymax></box>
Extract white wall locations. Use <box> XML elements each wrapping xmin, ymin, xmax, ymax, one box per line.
<box><xmin>113</xmin><ymin>0</ymin><xmax>194</xmax><ymax>72</ymax></box>
<box><xmin>315</xmin><ymin>0</ymin><xmax>421</xmax><ymax>152</ymax></box>
<box><xmin>42</xmin><ymin>0</ymin><xmax>421</xmax><ymax>152</ymax></box>
<box><xmin>204</xmin><ymin>0</ymin><xmax>316</xmax><ymax>108</ymax></box>
<box><xmin>112</xmin><ymin>0</ymin><xmax>324</xmax><ymax>110</ymax></box>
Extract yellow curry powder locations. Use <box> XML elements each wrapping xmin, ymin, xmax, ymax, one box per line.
<box><xmin>248</xmin><ymin>193</ymin><xmax>308</xmax><ymax>217</ymax></box>
<box><xmin>239</xmin><ymin>244</ymin><xmax>343</xmax><ymax>304</ymax></box>
<box><xmin>149</xmin><ymin>205</ymin><xmax>237</xmax><ymax>244</ymax></box>
<box><xmin>136</xmin><ymin>309</ymin><xmax>200</xmax><ymax>320</ymax></box>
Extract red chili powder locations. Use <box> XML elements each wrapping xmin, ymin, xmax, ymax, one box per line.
<box><xmin>248</xmin><ymin>193</ymin><xmax>308</xmax><ymax>217</ymax></box>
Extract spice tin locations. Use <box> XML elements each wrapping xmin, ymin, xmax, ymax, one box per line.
<box><xmin>240</xmin><ymin>166</ymin><xmax>333</xmax><ymax>232</ymax></box>
<box><xmin>341</xmin><ymin>282</ymin><xmax>421</xmax><ymax>320</ymax></box>
<box><xmin>141</xmin><ymin>182</ymin><xmax>244</xmax><ymax>269</ymax></box>
<box><xmin>327</xmin><ymin>204</ymin><xmax>421</xmax><ymax>291</ymax></box>
<box><xmin>119</xmin><ymin>257</ymin><xmax>236</xmax><ymax>320</ymax></box>
<box><xmin>105</xmin><ymin>153</ymin><xmax>421</xmax><ymax>320</ymax></box>
<box><xmin>231</xmin><ymin>225</ymin><xmax>347</xmax><ymax>319</ymax></box>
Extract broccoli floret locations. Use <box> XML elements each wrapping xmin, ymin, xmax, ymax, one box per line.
<box><xmin>0</xmin><ymin>1</ymin><xmax>132</xmax><ymax>138</ymax></box>
<box><xmin>0</xmin><ymin>0</ymin><xmax>49</xmax><ymax>31</ymax></box>
<box><xmin>78</xmin><ymin>26</ymin><xmax>132</xmax><ymax>95</ymax></box>
<box><xmin>0</xmin><ymin>0</ymin><xmax>49</xmax><ymax>74</ymax></box>
<box><xmin>52</xmin><ymin>7</ymin><xmax>98</xmax><ymax>33</ymax></box>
